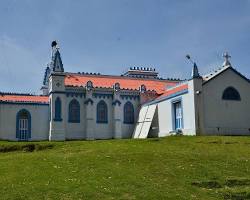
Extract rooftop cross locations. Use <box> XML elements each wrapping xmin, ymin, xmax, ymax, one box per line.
<box><xmin>223</xmin><ymin>52</ymin><xmax>231</xmax><ymax>61</ymax></box>
<box><xmin>223</xmin><ymin>52</ymin><xmax>231</xmax><ymax>67</ymax></box>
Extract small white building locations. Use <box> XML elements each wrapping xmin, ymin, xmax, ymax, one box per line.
<box><xmin>133</xmin><ymin>53</ymin><xmax>250</xmax><ymax>138</ymax></box>
<box><xmin>0</xmin><ymin>42</ymin><xmax>249</xmax><ymax>141</ymax></box>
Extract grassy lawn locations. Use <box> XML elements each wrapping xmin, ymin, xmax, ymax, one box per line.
<box><xmin>0</xmin><ymin>136</ymin><xmax>250</xmax><ymax>199</ymax></box>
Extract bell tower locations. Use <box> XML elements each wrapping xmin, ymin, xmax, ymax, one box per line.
<box><xmin>41</xmin><ymin>41</ymin><xmax>65</xmax><ymax>95</ymax></box>
<box><xmin>47</xmin><ymin>41</ymin><xmax>66</xmax><ymax>141</ymax></box>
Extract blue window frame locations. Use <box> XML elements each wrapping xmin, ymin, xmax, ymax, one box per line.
<box><xmin>222</xmin><ymin>87</ymin><xmax>241</xmax><ymax>101</ymax></box>
<box><xmin>173</xmin><ymin>101</ymin><xmax>183</xmax><ymax>130</ymax></box>
<box><xmin>68</xmin><ymin>99</ymin><xmax>80</xmax><ymax>123</ymax></box>
<box><xmin>124</xmin><ymin>101</ymin><xmax>134</xmax><ymax>124</ymax></box>
<box><xmin>16</xmin><ymin>109</ymin><xmax>31</xmax><ymax>141</ymax></box>
<box><xmin>54</xmin><ymin>97</ymin><xmax>62</xmax><ymax>121</ymax></box>
<box><xmin>97</xmin><ymin>100</ymin><xmax>108</xmax><ymax>123</ymax></box>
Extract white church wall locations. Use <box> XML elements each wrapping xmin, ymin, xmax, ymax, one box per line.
<box><xmin>120</xmin><ymin>99</ymin><xmax>140</xmax><ymax>138</ymax></box>
<box><xmin>202</xmin><ymin>68</ymin><xmax>250</xmax><ymax>135</ymax></box>
<box><xmin>0</xmin><ymin>103</ymin><xmax>49</xmax><ymax>141</ymax></box>
<box><xmin>65</xmin><ymin>96</ymin><xmax>86</xmax><ymax>140</ymax></box>
<box><xmin>92</xmin><ymin>97</ymin><xmax>114</xmax><ymax>139</ymax></box>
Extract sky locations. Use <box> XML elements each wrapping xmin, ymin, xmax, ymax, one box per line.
<box><xmin>0</xmin><ymin>0</ymin><xmax>250</xmax><ymax>93</ymax></box>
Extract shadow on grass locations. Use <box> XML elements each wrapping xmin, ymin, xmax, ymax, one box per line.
<box><xmin>223</xmin><ymin>191</ymin><xmax>250</xmax><ymax>200</ymax></box>
<box><xmin>196</xmin><ymin>141</ymin><xmax>239</xmax><ymax>145</ymax></box>
<box><xmin>191</xmin><ymin>180</ymin><xmax>222</xmax><ymax>189</ymax></box>
<box><xmin>0</xmin><ymin>143</ymin><xmax>54</xmax><ymax>153</ymax></box>
<box><xmin>225</xmin><ymin>178</ymin><xmax>250</xmax><ymax>187</ymax></box>
<box><xmin>192</xmin><ymin>178</ymin><xmax>250</xmax><ymax>199</ymax></box>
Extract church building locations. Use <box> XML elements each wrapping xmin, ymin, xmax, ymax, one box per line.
<box><xmin>0</xmin><ymin>41</ymin><xmax>249</xmax><ymax>141</ymax></box>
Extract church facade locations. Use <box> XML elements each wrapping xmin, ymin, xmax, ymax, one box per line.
<box><xmin>0</xmin><ymin>41</ymin><xmax>249</xmax><ymax>141</ymax></box>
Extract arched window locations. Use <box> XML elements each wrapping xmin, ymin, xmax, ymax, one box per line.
<box><xmin>16</xmin><ymin>109</ymin><xmax>31</xmax><ymax>141</ymax></box>
<box><xmin>222</xmin><ymin>87</ymin><xmax>241</xmax><ymax>101</ymax></box>
<box><xmin>97</xmin><ymin>100</ymin><xmax>108</xmax><ymax>123</ymax></box>
<box><xmin>124</xmin><ymin>101</ymin><xmax>134</xmax><ymax>124</ymax></box>
<box><xmin>68</xmin><ymin>99</ymin><xmax>80</xmax><ymax>123</ymax></box>
<box><xmin>54</xmin><ymin>97</ymin><xmax>62</xmax><ymax>121</ymax></box>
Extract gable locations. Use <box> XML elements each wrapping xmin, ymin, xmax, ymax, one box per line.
<box><xmin>203</xmin><ymin>67</ymin><xmax>250</xmax><ymax>86</ymax></box>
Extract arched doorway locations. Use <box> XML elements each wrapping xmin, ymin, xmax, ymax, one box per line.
<box><xmin>16</xmin><ymin>109</ymin><xmax>31</xmax><ymax>141</ymax></box>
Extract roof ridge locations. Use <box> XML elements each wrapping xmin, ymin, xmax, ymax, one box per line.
<box><xmin>166</xmin><ymin>81</ymin><xmax>189</xmax><ymax>90</ymax></box>
<box><xmin>202</xmin><ymin>65</ymin><xmax>250</xmax><ymax>84</ymax></box>
<box><xmin>66</xmin><ymin>72</ymin><xmax>182</xmax><ymax>82</ymax></box>
<box><xmin>202</xmin><ymin>65</ymin><xmax>230</xmax><ymax>80</ymax></box>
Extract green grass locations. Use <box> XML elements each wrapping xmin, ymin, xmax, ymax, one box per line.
<box><xmin>1</xmin><ymin>136</ymin><xmax>250</xmax><ymax>199</ymax></box>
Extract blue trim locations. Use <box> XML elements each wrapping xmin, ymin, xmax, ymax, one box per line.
<box><xmin>68</xmin><ymin>99</ymin><xmax>80</xmax><ymax>123</ymax></box>
<box><xmin>84</xmin><ymin>98</ymin><xmax>94</xmax><ymax>105</ymax></box>
<box><xmin>120</xmin><ymin>95</ymin><xmax>140</xmax><ymax>100</ymax></box>
<box><xmin>0</xmin><ymin>101</ymin><xmax>49</xmax><ymax>106</ymax></box>
<box><xmin>16</xmin><ymin>109</ymin><xmax>31</xmax><ymax>140</ymax></box>
<box><xmin>50</xmin><ymin>73</ymin><xmax>65</xmax><ymax>77</ymax></box>
<box><xmin>145</xmin><ymin>89</ymin><xmax>188</xmax><ymax>106</ymax></box>
<box><xmin>112</xmin><ymin>99</ymin><xmax>121</xmax><ymax>106</ymax></box>
<box><xmin>54</xmin><ymin>97</ymin><xmax>62</xmax><ymax>121</ymax></box>
<box><xmin>49</xmin><ymin>91</ymin><xmax>66</xmax><ymax>95</ymax></box>
<box><xmin>171</xmin><ymin>98</ymin><xmax>184</xmax><ymax>130</ymax></box>
<box><xmin>96</xmin><ymin>100</ymin><xmax>108</xmax><ymax>123</ymax></box>
<box><xmin>0</xmin><ymin>92</ymin><xmax>39</xmax><ymax>96</ymax></box>
<box><xmin>66</xmin><ymin>92</ymin><xmax>85</xmax><ymax>98</ymax></box>
<box><xmin>93</xmin><ymin>93</ymin><xmax>113</xmax><ymax>99</ymax></box>
<box><xmin>49</xmin><ymin>91</ymin><xmax>86</xmax><ymax>97</ymax></box>
<box><xmin>43</xmin><ymin>66</ymin><xmax>51</xmax><ymax>86</ymax></box>
<box><xmin>123</xmin><ymin>101</ymin><xmax>134</xmax><ymax>124</ymax></box>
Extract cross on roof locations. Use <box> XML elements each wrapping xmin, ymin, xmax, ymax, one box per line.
<box><xmin>223</xmin><ymin>52</ymin><xmax>231</xmax><ymax>61</ymax></box>
<box><xmin>223</xmin><ymin>52</ymin><xmax>232</xmax><ymax>66</ymax></box>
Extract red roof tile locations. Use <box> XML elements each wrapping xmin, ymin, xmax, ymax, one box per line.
<box><xmin>65</xmin><ymin>73</ymin><xmax>179</xmax><ymax>94</ymax></box>
<box><xmin>0</xmin><ymin>94</ymin><xmax>49</xmax><ymax>104</ymax></box>
<box><xmin>156</xmin><ymin>83</ymin><xmax>188</xmax><ymax>100</ymax></box>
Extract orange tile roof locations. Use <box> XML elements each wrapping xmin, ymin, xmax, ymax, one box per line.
<box><xmin>0</xmin><ymin>94</ymin><xmax>49</xmax><ymax>104</ymax></box>
<box><xmin>65</xmin><ymin>73</ymin><xmax>179</xmax><ymax>94</ymax></box>
<box><xmin>156</xmin><ymin>83</ymin><xmax>188</xmax><ymax>100</ymax></box>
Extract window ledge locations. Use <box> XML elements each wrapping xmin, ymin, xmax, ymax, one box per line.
<box><xmin>54</xmin><ymin>118</ymin><xmax>62</xmax><ymax>122</ymax></box>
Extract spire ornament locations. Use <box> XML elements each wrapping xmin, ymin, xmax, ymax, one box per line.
<box><xmin>50</xmin><ymin>40</ymin><xmax>64</xmax><ymax>72</ymax></box>
<box><xmin>186</xmin><ymin>54</ymin><xmax>201</xmax><ymax>79</ymax></box>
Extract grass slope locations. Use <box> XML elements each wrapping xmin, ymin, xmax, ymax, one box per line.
<box><xmin>0</xmin><ymin>136</ymin><xmax>250</xmax><ymax>199</ymax></box>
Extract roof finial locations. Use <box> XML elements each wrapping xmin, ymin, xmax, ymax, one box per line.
<box><xmin>186</xmin><ymin>54</ymin><xmax>201</xmax><ymax>79</ymax></box>
<box><xmin>223</xmin><ymin>52</ymin><xmax>231</xmax><ymax>67</ymax></box>
<box><xmin>51</xmin><ymin>40</ymin><xmax>57</xmax><ymax>48</ymax></box>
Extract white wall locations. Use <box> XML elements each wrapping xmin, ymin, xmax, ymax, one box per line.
<box><xmin>0</xmin><ymin>103</ymin><xmax>49</xmax><ymax>141</ymax></box>
<box><xmin>202</xmin><ymin>68</ymin><xmax>250</xmax><ymax>135</ymax></box>
<box><xmin>91</xmin><ymin>97</ymin><xmax>114</xmax><ymax>139</ymax></box>
<box><xmin>120</xmin><ymin>99</ymin><xmax>140</xmax><ymax>138</ymax></box>
<box><xmin>59</xmin><ymin>91</ymin><xmax>140</xmax><ymax>140</ymax></box>
<box><xmin>150</xmin><ymin>81</ymin><xmax>197</xmax><ymax>137</ymax></box>
<box><xmin>65</xmin><ymin>96</ymin><xmax>86</xmax><ymax>140</ymax></box>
